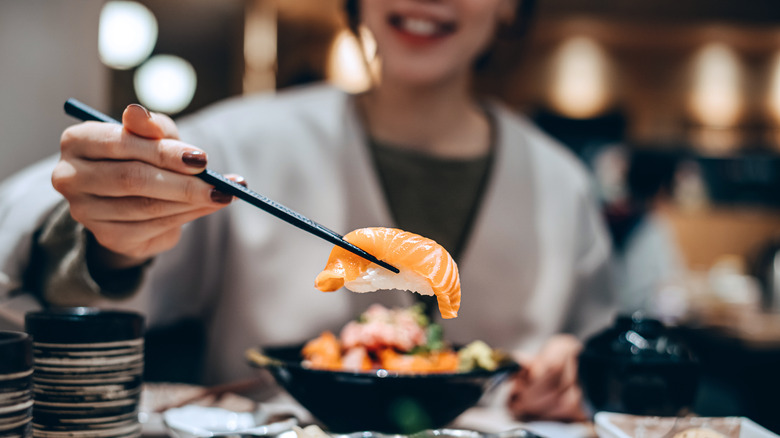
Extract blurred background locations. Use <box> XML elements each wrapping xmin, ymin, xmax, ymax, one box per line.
<box><xmin>2</xmin><ymin>0</ymin><xmax>780</xmax><ymax>431</ymax></box>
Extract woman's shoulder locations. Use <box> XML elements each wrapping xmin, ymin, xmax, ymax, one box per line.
<box><xmin>187</xmin><ymin>82</ymin><xmax>347</xmax><ymax>117</ymax></box>
<box><xmin>176</xmin><ymin>83</ymin><xmax>351</xmax><ymax>143</ymax></box>
<box><xmin>491</xmin><ymin>103</ymin><xmax>592</xmax><ymax>189</ymax></box>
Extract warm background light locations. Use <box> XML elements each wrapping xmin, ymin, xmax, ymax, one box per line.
<box><xmin>99</xmin><ymin>1</ymin><xmax>157</xmax><ymax>70</ymax></box>
<box><xmin>133</xmin><ymin>55</ymin><xmax>197</xmax><ymax>114</ymax></box>
<box><xmin>244</xmin><ymin>0</ymin><xmax>277</xmax><ymax>93</ymax></box>
<box><xmin>767</xmin><ymin>51</ymin><xmax>780</xmax><ymax>126</ymax></box>
<box><xmin>326</xmin><ymin>28</ymin><xmax>372</xmax><ymax>93</ymax></box>
<box><xmin>688</xmin><ymin>43</ymin><xmax>743</xmax><ymax>128</ymax></box>
<box><xmin>547</xmin><ymin>36</ymin><xmax>613</xmax><ymax>119</ymax></box>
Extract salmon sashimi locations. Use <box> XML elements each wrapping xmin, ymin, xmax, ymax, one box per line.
<box><xmin>377</xmin><ymin>348</ymin><xmax>460</xmax><ymax>373</ymax></box>
<box><xmin>301</xmin><ymin>331</ymin><xmax>342</xmax><ymax>370</ymax></box>
<box><xmin>314</xmin><ymin>227</ymin><xmax>461</xmax><ymax>319</ymax></box>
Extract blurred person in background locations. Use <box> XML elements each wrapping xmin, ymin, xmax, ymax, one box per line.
<box><xmin>0</xmin><ymin>0</ymin><xmax>615</xmax><ymax>421</ymax></box>
<box><xmin>597</xmin><ymin>147</ymin><xmax>686</xmax><ymax>316</ymax></box>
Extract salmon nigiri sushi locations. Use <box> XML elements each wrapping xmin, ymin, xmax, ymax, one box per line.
<box><xmin>314</xmin><ymin>227</ymin><xmax>461</xmax><ymax>319</ymax></box>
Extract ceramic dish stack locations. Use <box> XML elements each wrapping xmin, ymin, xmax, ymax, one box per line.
<box><xmin>0</xmin><ymin>331</ymin><xmax>33</xmax><ymax>438</ymax></box>
<box><xmin>24</xmin><ymin>308</ymin><xmax>145</xmax><ymax>438</ymax></box>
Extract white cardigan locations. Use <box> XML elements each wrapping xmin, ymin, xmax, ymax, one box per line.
<box><xmin>0</xmin><ymin>84</ymin><xmax>615</xmax><ymax>386</ymax></box>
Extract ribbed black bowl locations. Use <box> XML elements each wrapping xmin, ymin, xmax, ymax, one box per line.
<box><xmin>25</xmin><ymin>308</ymin><xmax>144</xmax><ymax>344</ymax></box>
<box><xmin>0</xmin><ymin>331</ymin><xmax>32</xmax><ymax>374</ymax></box>
<box><xmin>248</xmin><ymin>344</ymin><xmax>519</xmax><ymax>434</ymax></box>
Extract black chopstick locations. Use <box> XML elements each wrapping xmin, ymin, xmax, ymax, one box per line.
<box><xmin>63</xmin><ymin>98</ymin><xmax>399</xmax><ymax>274</ymax></box>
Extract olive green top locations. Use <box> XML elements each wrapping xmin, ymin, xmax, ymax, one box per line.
<box><xmin>368</xmin><ymin>139</ymin><xmax>493</xmax><ymax>262</ymax></box>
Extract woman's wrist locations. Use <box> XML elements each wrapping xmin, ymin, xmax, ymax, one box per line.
<box><xmin>85</xmin><ymin>232</ymin><xmax>151</xmax><ymax>295</ymax></box>
<box><xmin>85</xmin><ymin>233</ymin><xmax>150</xmax><ymax>271</ymax></box>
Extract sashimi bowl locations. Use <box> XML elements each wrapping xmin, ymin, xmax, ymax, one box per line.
<box><xmin>246</xmin><ymin>343</ymin><xmax>519</xmax><ymax>434</ymax></box>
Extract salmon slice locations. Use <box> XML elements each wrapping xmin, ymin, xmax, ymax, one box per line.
<box><xmin>314</xmin><ymin>227</ymin><xmax>461</xmax><ymax>319</ymax></box>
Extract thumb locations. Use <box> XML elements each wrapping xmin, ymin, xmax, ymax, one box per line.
<box><xmin>122</xmin><ymin>104</ymin><xmax>180</xmax><ymax>140</ymax></box>
<box><xmin>511</xmin><ymin>350</ymin><xmax>534</xmax><ymax>367</ymax></box>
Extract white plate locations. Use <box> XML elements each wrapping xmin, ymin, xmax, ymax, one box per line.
<box><xmin>163</xmin><ymin>405</ymin><xmax>297</xmax><ymax>438</ymax></box>
<box><xmin>594</xmin><ymin>412</ymin><xmax>778</xmax><ymax>438</ymax></box>
<box><xmin>139</xmin><ymin>383</ymin><xmax>259</xmax><ymax>436</ymax></box>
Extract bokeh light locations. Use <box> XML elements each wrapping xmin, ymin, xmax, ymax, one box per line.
<box><xmin>547</xmin><ymin>36</ymin><xmax>613</xmax><ymax>119</ymax></box>
<box><xmin>326</xmin><ymin>28</ymin><xmax>372</xmax><ymax>93</ymax></box>
<box><xmin>688</xmin><ymin>43</ymin><xmax>743</xmax><ymax>128</ymax></box>
<box><xmin>767</xmin><ymin>51</ymin><xmax>780</xmax><ymax>126</ymax></box>
<box><xmin>133</xmin><ymin>55</ymin><xmax>197</xmax><ymax>114</ymax></box>
<box><xmin>99</xmin><ymin>1</ymin><xmax>158</xmax><ymax>70</ymax></box>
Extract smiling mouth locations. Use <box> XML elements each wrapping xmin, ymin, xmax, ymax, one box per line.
<box><xmin>388</xmin><ymin>14</ymin><xmax>457</xmax><ymax>38</ymax></box>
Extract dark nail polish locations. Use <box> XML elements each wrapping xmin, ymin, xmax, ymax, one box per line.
<box><xmin>210</xmin><ymin>188</ymin><xmax>232</xmax><ymax>204</ymax></box>
<box><xmin>182</xmin><ymin>151</ymin><xmax>207</xmax><ymax>168</ymax></box>
<box><xmin>127</xmin><ymin>103</ymin><xmax>151</xmax><ymax>118</ymax></box>
<box><xmin>235</xmin><ymin>176</ymin><xmax>248</xmax><ymax>187</ymax></box>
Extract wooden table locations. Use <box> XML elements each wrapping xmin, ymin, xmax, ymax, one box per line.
<box><xmin>140</xmin><ymin>391</ymin><xmax>596</xmax><ymax>438</ymax></box>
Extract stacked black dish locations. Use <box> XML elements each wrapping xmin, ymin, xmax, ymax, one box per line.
<box><xmin>0</xmin><ymin>331</ymin><xmax>33</xmax><ymax>438</ymax></box>
<box><xmin>578</xmin><ymin>315</ymin><xmax>700</xmax><ymax>417</ymax></box>
<box><xmin>25</xmin><ymin>308</ymin><xmax>145</xmax><ymax>438</ymax></box>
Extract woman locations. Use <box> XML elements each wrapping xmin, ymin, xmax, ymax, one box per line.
<box><xmin>0</xmin><ymin>0</ymin><xmax>614</xmax><ymax>422</ymax></box>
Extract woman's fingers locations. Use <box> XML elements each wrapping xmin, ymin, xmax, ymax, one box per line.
<box><xmin>84</xmin><ymin>205</ymin><xmax>224</xmax><ymax>260</ymax></box>
<box><xmin>122</xmin><ymin>103</ymin><xmax>179</xmax><ymax>140</ymax></box>
<box><xmin>57</xmin><ymin>159</ymin><xmax>219</xmax><ymax>204</ymax></box>
<box><xmin>518</xmin><ymin>377</ymin><xmax>573</xmax><ymax>418</ymax></box>
<box><xmin>510</xmin><ymin>383</ymin><xmax>586</xmax><ymax>422</ymax></box>
<box><xmin>543</xmin><ymin>385</ymin><xmax>587</xmax><ymax>422</ymax></box>
<box><xmin>68</xmin><ymin>175</ymin><xmax>247</xmax><ymax>222</ymax></box>
<box><xmin>507</xmin><ymin>372</ymin><xmax>528</xmax><ymax>413</ymax></box>
<box><xmin>510</xmin><ymin>379</ymin><xmax>584</xmax><ymax>421</ymax></box>
<box><xmin>60</xmin><ymin>122</ymin><xmax>207</xmax><ymax>176</ymax></box>
<box><xmin>523</xmin><ymin>335</ymin><xmax>580</xmax><ymax>394</ymax></box>
<box><xmin>507</xmin><ymin>335</ymin><xmax>586</xmax><ymax>422</ymax></box>
<box><xmin>56</xmin><ymin>111</ymin><xmax>248</xmax><ymax>263</ymax></box>
<box><xmin>68</xmin><ymin>195</ymin><xmax>211</xmax><ymax>223</ymax></box>
<box><xmin>67</xmin><ymin>173</ymin><xmax>245</xmax><ymax>258</ymax></box>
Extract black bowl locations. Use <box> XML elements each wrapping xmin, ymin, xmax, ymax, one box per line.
<box><xmin>0</xmin><ymin>331</ymin><xmax>32</xmax><ymax>374</ymax></box>
<box><xmin>249</xmin><ymin>344</ymin><xmax>519</xmax><ymax>434</ymax></box>
<box><xmin>25</xmin><ymin>307</ymin><xmax>144</xmax><ymax>344</ymax></box>
<box><xmin>578</xmin><ymin>316</ymin><xmax>700</xmax><ymax>416</ymax></box>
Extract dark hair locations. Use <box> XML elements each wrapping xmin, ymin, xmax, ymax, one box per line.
<box><xmin>503</xmin><ymin>0</ymin><xmax>539</xmax><ymax>40</ymax></box>
<box><xmin>344</xmin><ymin>0</ymin><xmax>360</xmax><ymax>35</ymax></box>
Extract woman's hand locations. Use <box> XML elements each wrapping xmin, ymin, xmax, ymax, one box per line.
<box><xmin>507</xmin><ymin>334</ymin><xmax>588</xmax><ymax>422</ymax></box>
<box><xmin>53</xmin><ymin>104</ymin><xmax>242</xmax><ymax>270</ymax></box>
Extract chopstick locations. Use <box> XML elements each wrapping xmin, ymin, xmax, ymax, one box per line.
<box><xmin>151</xmin><ymin>377</ymin><xmax>264</xmax><ymax>413</ymax></box>
<box><xmin>63</xmin><ymin>98</ymin><xmax>399</xmax><ymax>274</ymax></box>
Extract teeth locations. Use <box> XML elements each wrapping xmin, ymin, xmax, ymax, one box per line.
<box><xmin>402</xmin><ymin>17</ymin><xmax>437</xmax><ymax>36</ymax></box>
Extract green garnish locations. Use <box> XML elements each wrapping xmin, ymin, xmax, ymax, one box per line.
<box><xmin>457</xmin><ymin>340</ymin><xmax>498</xmax><ymax>372</ymax></box>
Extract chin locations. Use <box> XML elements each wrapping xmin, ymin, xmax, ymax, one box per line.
<box><xmin>381</xmin><ymin>61</ymin><xmax>464</xmax><ymax>89</ymax></box>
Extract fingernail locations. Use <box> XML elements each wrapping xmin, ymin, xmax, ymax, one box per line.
<box><xmin>127</xmin><ymin>103</ymin><xmax>152</xmax><ymax>119</ymax></box>
<box><xmin>234</xmin><ymin>176</ymin><xmax>248</xmax><ymax>187</ymax></box>
<box><xmin>182</xmin><ymin>151</ymin><xmax>207</xmax><ymax>168</ymax></box>
<box><xmin>210</xmin><ymin>188</ymin><xmax>232</xmax><ymax>204</ymax></box>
